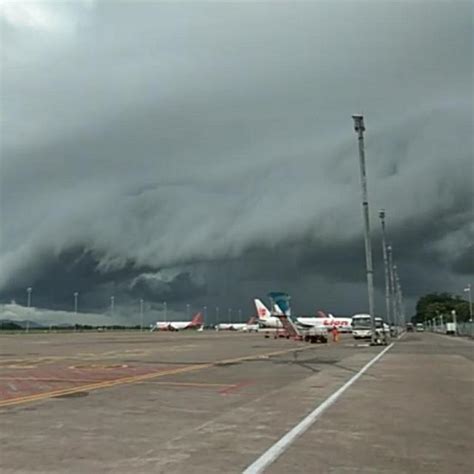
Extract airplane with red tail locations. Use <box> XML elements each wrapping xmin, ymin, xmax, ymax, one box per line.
<box><xmin>254</xmin><ymin>299</ymin><xmax>352</xmax><ymax>332</ymax></box>
<box><xmin>151</xmin><ymin>312</ymin><xmax>204</xmax><ymax>332</ymax></box>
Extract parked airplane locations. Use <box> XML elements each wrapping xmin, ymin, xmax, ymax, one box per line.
<box><xmin>255</xmin><ymin>299</ymin><xmax>351</xmax><ymax>332</ymax></box>
<box><xmin>215</xmin><ymin>317</ymin><xmax>259</xmax><ymax>332</ymax></box>
<box><xmin>297</xmin><ymin>311</ymin><xmax>352</xmax><ymax>332</ymax></box>
<box><xmin>151</xmin><ymin>312</ymin><xmax>204</xmax><ymax>332</ymax></box>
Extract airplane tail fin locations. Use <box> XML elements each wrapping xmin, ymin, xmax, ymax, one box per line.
<box><xmin>246</xmin><ymin>316</ymin><xmax>257</xmax><ymax>325</ymax></box>
<box><xmin>191</xmin><ymin>312</ymin><xmax>204</xmax><ymax>326</ymax></box>
<box><xmin>254</xmin><ymin>299</ymin><xmax>271</xmax><ymax>320</ymax></box>
<box><xmin>317</xmin><ymin>310</ymin><xmax>331</xmax><ymax>318</ymax></box>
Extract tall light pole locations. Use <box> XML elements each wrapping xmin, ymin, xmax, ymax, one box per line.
<box><xmin>451</xmin><ymin>309</ymin><xmax>457</xmax><ymax>335</ymax></box>
<box><xmin>464</xmin><ymin>284</ymin><xmax>473</xmax><ymax>322</ymax></box>
<box><xmin>110</xmin><ymin>296</ymin><xmax>115</xmax><ymax>317</ymax></box>
<box><xmin>395</xmin><ymin>269</ymin><xmax>405</xmax><ymax>328</ymax></box>
<box><xmin>73</xmin><ymin>292</ymin><xmax>79</xmax><ymax>333</ymax></box>
<box><xmin>379</xmin><ymin>210</ymin><xmax>391</xmax><ymax>327</ymax></box>
<box><xmin>26</xmin><ymin>287</ymin><xmax>32</xmax><ymax>333</ymax></box>
<box><xmin>462</xmin><ymin>284</ymin><xmax>472</xmax><ymax>338</ymax></box>
<box><xmin>140</xmin><ymin>299</ymin><xmax>144</xmax><ymax>332</ymax></box>
<box><xmin>397</xmin><ymin>269</ymin><xmax>406</xmax><ymax>328</ymax></box>
<box><xmin>27</xmin><ymin>287</ymin><xmax>32</xmax><ymax>308</ymax></box>
<box><xmin>352</xmin><ymin>115</ymin><xmax>376</xmax><ymax>344</ymax></box>
<box><xmin>393</xmin><ymin>265</ymin><xmax>401</xmax><ymax>327</ymax></box>
<box><xmin>203</xmin><ymin>306</ymin><xmax>207</xmax><ymax>326</ymax></box>
<box><xmin>387</xmin><ymin>246</ymin><xmax>397</xmax><ymax>328</ymax></box>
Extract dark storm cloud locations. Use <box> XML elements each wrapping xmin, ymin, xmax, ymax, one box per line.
<box><xmin>0</xmin><ymin>1</ymin><xmax>472</xmax><ymax>318</ymax></box>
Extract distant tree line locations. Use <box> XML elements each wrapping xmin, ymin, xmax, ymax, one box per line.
<box><xmin>0</xmin><ymin>321</ymin><xmax>23</xmax><ymax>330</ymax></box>
<box><xmin>72</xmin><ymin>324</ymin><xmax>142</xmax><ymax>330</ymax></box>
<box><xmin>412</xmin><ymin>292</ymin><xmax>471</xmax><ymax>323</ymax></box>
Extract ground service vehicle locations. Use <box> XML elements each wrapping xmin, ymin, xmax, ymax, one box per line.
<box><xmin>416</xmin><ymin>323</ymin><xmax>425</xmax><ymax>332</ymax></box>
<box><xmin>301</xmin><ymin>327</ymin><xmax>328</xmax><ymax>343</ymax></box>
<box><xmin>446</xmin><ymin>322</ymin><xmax>456</xmax><ymax>335</ymax></box>
<box><xmin>352</xmin><ymin>314</ymin><xmax>389</xmax><ymax>341</ymax></box>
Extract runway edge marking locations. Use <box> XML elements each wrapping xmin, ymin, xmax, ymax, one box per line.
<box><xmin>242</xmin><ymin>342</ymin><xmax>395</xmax><ymax>474</ymax></box>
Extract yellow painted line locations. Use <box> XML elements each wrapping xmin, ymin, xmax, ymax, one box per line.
<box><xmin>146</xmin><ymin>381</ymin><xmax>233</xmax><ymax>388</ymax></box>
<box><xmin>0</xmin><ymin>356</ymin><xmax>70</xmax><ymax>364</ymax></box>
<box><xmin>0</xmin><ymin>344</ymin><xmax>316</xmax><ymax>408</ymax></box>
<box><xmin>0</xmin><ymin>377</ymin><xmax>234</xmax><ymax>388</ymax></box>
<box><xmin>1</xmin><ymin>365</ymin><xmax>37</xmax><ymax>369</ymax></box>
<box><xmin>0</xmin><ymin>364</ymin><xmax>210</xmax><ymax>408</ymax></box>
<box><xmin>0</xmin><ymin>377</ymin><xmax>104</xmax><ymax>383</ymax></box>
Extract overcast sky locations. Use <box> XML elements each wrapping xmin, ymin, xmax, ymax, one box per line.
<box><xmin>0</xmin><ymin>1</ymin><xmax>472</xmax><ymax>323</ymax></box>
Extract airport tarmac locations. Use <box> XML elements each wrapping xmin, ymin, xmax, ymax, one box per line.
<box><xmin>0</xmin><ymin>331</ymin><xmax>472</xmax><ymax>473</ymax></box>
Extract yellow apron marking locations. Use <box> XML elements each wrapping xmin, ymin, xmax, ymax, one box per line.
<box><xmin>0</xmin><ymin>344</ymin><xmax>315</xmax><ymax>408</ymax></box>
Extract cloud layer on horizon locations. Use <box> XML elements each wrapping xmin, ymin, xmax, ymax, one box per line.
<box><xmin>1</xmin><ymin>1</ymin><xmax>472</xmax><ymax>317</ymax></box>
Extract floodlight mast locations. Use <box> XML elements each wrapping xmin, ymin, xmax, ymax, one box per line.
<box><xmin>352</xmin><ymin>115</ymin><xmax>376</xmax><ymax>345</ymax></box>
<box><xmin>387</xmin><ymin>245</ymin><xmax>397</xmax><ymax>328</ymax></box>
<box><xmin>379</xmin><ymin>209</ymin><xmax>391</xmax><ymax>328</ymax></box>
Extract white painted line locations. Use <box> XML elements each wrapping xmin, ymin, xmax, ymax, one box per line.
<box><xmin>242</xmin><ymin>343</ymin><xmax>394</xmax><ymax>474</ymax></box>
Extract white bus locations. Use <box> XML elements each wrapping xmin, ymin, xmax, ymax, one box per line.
<box><xmin>352</xmin><ymin>314</ymin><xmax>390</xmax><ymax>340</ymax></box>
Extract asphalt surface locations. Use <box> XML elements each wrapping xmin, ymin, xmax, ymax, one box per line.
<box><xmin>268</xmin><ymin>332</ymin><xmax>474</xmax><ymax>473</ymax></box>
<box><xmin>0</xmin><ymin>331</ymin><xmax>472</xmax><ymax>473</ymax></box>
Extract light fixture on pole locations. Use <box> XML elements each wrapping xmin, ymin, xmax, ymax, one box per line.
<box><xmin>352</xmin><ymin>114</ymin><xmax>376</xmax><ymax>345</ymax></box>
